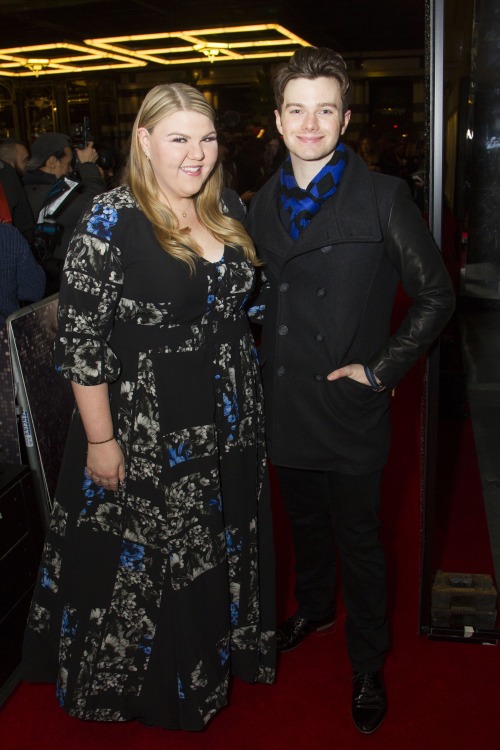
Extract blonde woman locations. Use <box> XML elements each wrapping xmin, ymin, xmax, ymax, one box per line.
<box><xmin>23</xmin><ymin>83</ymin><xmax>275</xmax><ymax>730</ymax></box>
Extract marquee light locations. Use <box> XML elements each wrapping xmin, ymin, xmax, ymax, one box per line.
<box><xmin>0</xmin><ymin>24</ymin><xmax>311</xmax><ymax>77</ymax></box>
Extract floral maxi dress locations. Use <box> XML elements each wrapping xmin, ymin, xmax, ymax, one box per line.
<box><xmin>22</xmin><ymin>185</ymin><xmax>276</xmax><ymax>731</ymax></box>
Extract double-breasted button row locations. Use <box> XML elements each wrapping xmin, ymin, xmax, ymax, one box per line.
<box><xmin>278</xmin><ymin>324</ymin><xmax>325</xmax><ymax>338</ymax></box>
<box><xmin>276</xmin><ymin>367</ymin><xmax>326</xmax><ymax>381</ymax></box>
<box><xmin>278</xmin><ymin>282</ymin><xmax>326</xmax><ymax>296</ymax></box>
<box><xmin>279</xmin><ymin>282</ymin><xmax>327</xmax><ymax>295</ymax></box>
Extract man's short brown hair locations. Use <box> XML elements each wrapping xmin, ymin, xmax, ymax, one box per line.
<box><xmin>273</xmin><ymin>47</ymin><xmax>351</xmax><ymax>116</ymax></box>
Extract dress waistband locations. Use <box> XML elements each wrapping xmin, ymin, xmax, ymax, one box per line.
<box><xmin>111</xmin><ymin>313</ymin><xmax>250</xmax><ymax>352</ymax></box>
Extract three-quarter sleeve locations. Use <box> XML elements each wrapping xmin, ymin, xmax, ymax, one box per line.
<box><xmin>55</xmin><ymin>200</ymin><xmax>124</xmax><ymax>385</ymax></box>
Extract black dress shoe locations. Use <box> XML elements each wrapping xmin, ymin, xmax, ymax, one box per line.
<box><xmin>352</xmin><ymin>670</ymin><xmax>387</xmax><ymax>734</ymax></box>
<box><xmin>276</xmin><ymin>613</ymin><xmax>335</xmax><ymax>653</ymax></box>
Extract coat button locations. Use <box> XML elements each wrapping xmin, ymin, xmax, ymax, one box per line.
<box><xmin>314</xmin><ymin>373</ymin><xmax>324</xmax><ymax>381</ymax></box>
<box><xmin>279</xmin><ymin>282</ymin><xmax>289</xmax><ymax>292</ymax></box>
<box><xmin>321</xmin><ymin>246</ymin><xmax>332</xmax><ymax>253</ymax></box>
<box><xmin>316</xmin><ymin>287</ymin><xmax>326</xmax><ymax>297</ymax></box>
<box><xmin>315</xmin><ymin>333</ymin><xmax>325</xmax><ymax>342</ymax></box>
<box><xmin>277</xmin><ymin>365</ymin><xmax>286</xmax><ymax>376</ymax></box>
<box><xmin>278</xmin><ymin>325</ymin><xmax>288</xmax><ymax>335</ymax></box>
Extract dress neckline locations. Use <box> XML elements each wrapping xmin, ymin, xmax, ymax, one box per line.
<box><xmin>201</xmin><ymin>250</ymin><xmax>225</xmax><ymax>266</ymax></box>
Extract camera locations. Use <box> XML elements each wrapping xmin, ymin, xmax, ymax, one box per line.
<box><xmin>71</xmin><ymin>117</ymin><xmax>117</xmax><ymax>175</ymax></box>
<box><xmin>71</xmin><ymin>117</ymin><xmax>119</xmax><ymax>187</ymax></box>
<box><xmin>71</xmin><ymin>116</ymin><xmax>93</xmax><ymax>150</ymax></box>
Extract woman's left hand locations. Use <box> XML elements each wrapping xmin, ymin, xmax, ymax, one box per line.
<box><xmin>86</xmin><ymin>439</ymin><xmax>125</xmax><ymax>491</ymax></box>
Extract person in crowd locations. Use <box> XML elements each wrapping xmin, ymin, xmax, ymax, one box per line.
<box><xmin>0</xmin><ymin>222</ymin><xmax>45</xmax><ymax>325</ymax></box>
<box><xmin>246</xmin><ymin>47</ymin><xmax>455</xmax><ymax>734</ymax></box>
<box><xmin>376</xmin><ymin>135</ymin><xmax>400</xmax><ymax>176</ymax></box>
<box><xmin>93</xmin><ymin>143</ymin><xmax>122</xmax><ymax>190</ymax></box>
<box><xmin>357</xmin><ymin>135</ymin><xmax>382</xmax><ymax>172</ymax></box>
<box><xmin>233</xmin><ymin>128</ymin><xmax>268</xmax><ymax>204</ymax></box>
<box><xmin>23</xmin><ymin>82</ymin><xmax>275</xmax><ymax>731</ymax></box>
<box><xmin>218</xmin><ymin>131</ymin><xmax>239</xmax><ymax>190</ymax></box>
<box><xmin>0</xmin><ymin>137</ymin><xmax>30</xmax><ymax>177</ymax></box>
<box><xmin>0</xmin><ymin>158</ymin><xmax>35</xmax><ymax>240</ymax></box>
<box><xmin>261</xmin><ymin>131</ymin><xmax>286</xmax><ymax>181</ymax></box>
<box><xmin>23</xmin><ymin>132</ymin><xmax>106</xmax><ymax>277</ymax></box>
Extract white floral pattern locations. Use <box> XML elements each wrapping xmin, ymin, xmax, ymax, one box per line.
<box><xmin>24</xmin><ymin>185</ymin><xmax>275</xmax><ymax>731</ymax></box>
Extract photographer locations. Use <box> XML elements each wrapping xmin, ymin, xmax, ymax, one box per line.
<box><xmin>23</xmin><ymin>132</ymin><xmax>105</xmax><ymax>290</ymax></box>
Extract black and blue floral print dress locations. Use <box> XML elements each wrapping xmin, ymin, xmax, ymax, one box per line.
<box><xmin>23</xmin><ymin>185</ymin><xmax>276</xmax><ymax>730</ymax></box>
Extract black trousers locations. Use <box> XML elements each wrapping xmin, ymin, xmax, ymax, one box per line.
<box><xmin>276</xmin><ymin>466</ymin><xmax>389</xmax><ymax>673</ymax></box>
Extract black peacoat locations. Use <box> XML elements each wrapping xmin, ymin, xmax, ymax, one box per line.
<box><xmin>246</xmin><ymin>146</ymin><xmax>455</xmax><ymax>474</ymax></box>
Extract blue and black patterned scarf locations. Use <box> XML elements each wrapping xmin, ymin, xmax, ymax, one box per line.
<box><xmin>280</xmin><ymin>142</ymin><xmax>348</xmax><ymax>240</ymax></box>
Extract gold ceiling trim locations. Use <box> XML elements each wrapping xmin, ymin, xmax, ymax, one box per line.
<box><xmin>85</xmin><ymin>24</ymin><xmax>311</xmax><ymax>65</ymax></box>
<box><xmin>0</xmin><ymin>41</ymin><xmax>147</xmax><ymax>77</ymax></box>
<box><xmin>0</xmin><ymin>24</ymin><xmax>311</xmax><ymax>77</ymax></box>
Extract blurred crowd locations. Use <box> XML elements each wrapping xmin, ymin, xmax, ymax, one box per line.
<box><xmin>352</xmin><ymin>133</ymin><xmax>426</xmax><ymax>212</ymax></box>
<box><xmin>0</xmin><ymin>115</ymin><xmax>426</xmax><ymax>324</ymax></box>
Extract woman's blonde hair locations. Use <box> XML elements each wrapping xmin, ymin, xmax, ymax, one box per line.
<box><xmin>124</xmin><ymin>82</ymin><xmax>258</xmax><ymax>270</ymax></box>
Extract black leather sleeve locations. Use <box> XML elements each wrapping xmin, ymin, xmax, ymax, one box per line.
<box><xmin>367</xmin><ymin>183</ymin><xmax>456</xmax><ymax>389</ymax></box>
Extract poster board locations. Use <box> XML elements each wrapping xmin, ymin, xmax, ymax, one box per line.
<box><xmin>0</xmin><ymin>323</ymin><xmax>21</xmax><ymax>465</ymax></box>
<box><xmin>7</xmin><ymin>295</ymin><xmax>73</xmax><ymax>526</ymax></box>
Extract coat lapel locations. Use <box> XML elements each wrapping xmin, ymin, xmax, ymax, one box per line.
<box><xmin>289</xmin><ymin>148</ymin><xmax>384</xmax><ymax>260</ymax></box>
<box><xmin>248</xmin><ymin>147</ymin><xmax>384</xmax><ymax>263</ymax></box>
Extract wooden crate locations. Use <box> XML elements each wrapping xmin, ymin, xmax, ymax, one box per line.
<box><xmin>431</xmin><ymin>572</ymin><xmax>498</xmax><ymax>629</ymax></box>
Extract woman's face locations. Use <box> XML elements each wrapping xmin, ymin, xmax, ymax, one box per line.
<box><xmin>267</xmin><ymin>138</ymin><xmax>280</xmax><ymax>156</ymax></box>
<box><xmin>138</xmin><ymin>109</ymin><xmax>218</xmax><ymax>204</ymax></box>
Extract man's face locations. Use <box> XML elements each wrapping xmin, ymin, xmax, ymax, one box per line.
<box><xmin>275</xmin><ymin>76</ymin><xmax>351</xmax><ymax>171</ymax></box>
<box><xmin>14</xmin><ymin>144</ymin><xmax>29</xmax><ymax>175</ymax></box>
<box><xmin>52</xmin><ymin>147</ymin><xmax>73</xmax><ymax>178</ymax></box>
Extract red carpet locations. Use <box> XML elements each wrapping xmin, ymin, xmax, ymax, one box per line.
<box><xmin>2</xmin><ymin>364</ymin><xmax>499</xmax><ymax>749</ymax></box>
<box><xmin>436</xmin><ymin>413</ymin><xmax>494</xmax><ymax>574</ymax></box>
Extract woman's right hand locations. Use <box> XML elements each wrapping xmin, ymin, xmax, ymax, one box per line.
<box><xmin>85</xmin><ymin>439</ymin><xmax>125</xmax><ymax>491</ymax></box>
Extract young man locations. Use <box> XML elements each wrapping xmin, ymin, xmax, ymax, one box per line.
<box><xmin>246</xmin><ymin>47</ymin><xmax>455</xmax><ymax>734</ymax></box>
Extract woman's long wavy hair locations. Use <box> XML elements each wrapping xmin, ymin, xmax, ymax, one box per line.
<box><xmin>124</xmin><ymin>82</ymin><xmax>258</xmax><ymax>271</ymax></box>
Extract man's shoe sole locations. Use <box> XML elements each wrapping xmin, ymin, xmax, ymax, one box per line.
<box><xmin>278</xmin><ymin>618</ymin><xmax>336</xmax><ymax>652</ymax></box>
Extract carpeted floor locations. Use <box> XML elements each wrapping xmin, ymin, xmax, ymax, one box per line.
<box><xmin>2</xmin><ymin>365</ymin><xmax>499</xmax><ymax>750</ymax></box>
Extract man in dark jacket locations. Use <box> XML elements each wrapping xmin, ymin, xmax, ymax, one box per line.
<box><xmin>0</xmin><ymin>223</ymin><xmax>45</xmax><ymax>325</ymax></box>
<box><xmin>23</xmin><ymin>132</ymin><xmax>105</xmax><ymax>289</ymax></box>
<box><xmin>246</xmin><ymin>47</ymin><xmax>455</xmax><ymax>735</ymax></box>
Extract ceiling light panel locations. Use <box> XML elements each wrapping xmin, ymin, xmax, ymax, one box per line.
<box><xmin>85</xmin><ymin>24</ymin><xmax>311</xmax><ymax>66</ymax></box>
<box><xmin>0</xmin><ymin>25</ymin><xmax>310</xmax><ymax>77</ymax></box>
<box><xmin>0</xmin><ymin>41</ymin><xmax>147</xmax><ymax>76</ymax></box>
